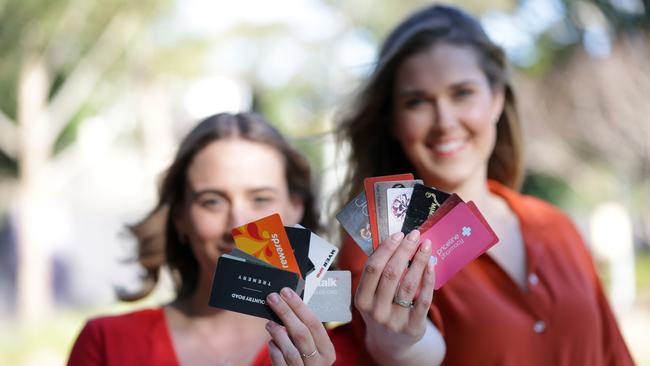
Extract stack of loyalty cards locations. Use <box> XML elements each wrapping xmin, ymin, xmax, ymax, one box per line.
<box><xmin>336</xmin><ymin>173</ymin><xmax>499</xmax><ymax>290</ymax></box>
<box><xmin>209</xmin><ymin>213</ymin><xmax>351</xmax><ymax>323</ymax></box>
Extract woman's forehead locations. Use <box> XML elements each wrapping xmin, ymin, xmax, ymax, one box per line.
<box><xmin>187</xmin><ymin>138</ymin><xmax>287</xmax><ymax>191</ymax></box>
<box><xmin>398</xmin><ymin>44</ymin><xmax>484</xmax><ymax>82</ymax></box>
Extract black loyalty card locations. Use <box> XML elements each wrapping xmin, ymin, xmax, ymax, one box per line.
<box><xmin>209</xmin><ymin>254</ymin><xmax>302</xmax><ymax>323</ymax></box>
<box><xmin>335</xmin><ymin>191</ymin><xmax>373</xmax><ymax>256</ymax></box>
<box><xmin>402</xmin><ymin>184</ymin><xmax>451</xmax><ymax>234</ymax></box>
<box><xmin>285</xmin><ymin>226</ymin><xmax>315</xmax><ymax>278</ymax></box>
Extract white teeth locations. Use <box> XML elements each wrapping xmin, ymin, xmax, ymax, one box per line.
<box><xmin>434</xmin><ymin>140</ymin><xmax>465</xmax><ymax>153</ymax></box>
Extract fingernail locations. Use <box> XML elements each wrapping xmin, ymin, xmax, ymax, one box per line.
<box><xmin>265</xmin><ymin>321</ymin><xmax>274</xmax><ymax>331</ymax></box>
<box><xmin>391</xmin><ymin>231</ymin><xmax>405</xmax><ymax>241</ymax></box>
<box><xmin>428</xmin><ymin>256</ymin><xmax>437</xmax><ymax>270</ymax></box>
<box><xmin>407</xmin><ymin>230</ymin><xmax>420</xmax><ymax>241</ymax></box>
<box><xmin>420</xmin><ymin>239</ymin><xmax>431</xmax><ymax>252</ymax></box>
<box><xmin>267</xmin><ymin>293</ymin><xmax>280</xmax><ymax>304</ymax></box>
<box><xmin>280</xmin><ymin>287</ymin><xmax>293</xmax><ymax>299</ymax></box>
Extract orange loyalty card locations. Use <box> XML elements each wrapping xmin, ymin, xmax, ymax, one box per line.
<box><xmin>364</xmin><ymin>173</ymin><xmax>414</xmax><ymax>249</ymax></box>
<box><xmin>232</xmin><ymin>213</ymin><xmax>302</xmax><ymax>278</ymax></box>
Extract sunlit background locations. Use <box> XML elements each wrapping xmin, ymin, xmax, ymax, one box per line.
<box><xmin>1</xmin><ymin>0</ymin><xmax>649</xmax><ymax>364</ymax></box>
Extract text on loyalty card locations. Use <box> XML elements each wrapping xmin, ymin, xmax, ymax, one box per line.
<box><xmin>270</xmin><ymin>233</ymin><xmax>290</xmax><ymax>269</ymax></box>
<box><xmin>316</xmin><ymin>249</ymin><xmax>337</xmax><ymax>278</ymax></box>
<box><xmin>437</xmin><ymin>227</ymin><xmax>471</xmax><ymax>260</ymax></box>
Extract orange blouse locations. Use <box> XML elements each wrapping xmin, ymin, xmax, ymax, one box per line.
<box><xmin>338</xmin><ymin>181</ymin><xmax>634</xmax><ymax>365</ymax></box>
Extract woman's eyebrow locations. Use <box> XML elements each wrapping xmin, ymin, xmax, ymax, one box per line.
<box><xmin>191</xmin><ymin>189</ymin><xmax>227</xmax><ymax>199</ymax></box>
<box><xmin>396</xmin><ymin>89</ymin><xmax>426</xmax><ymax>98</ymax></box>
<box><xmin>246</xmin><ymin>187</ymin><xmax>280</xmax><ymax>194</ymax></box>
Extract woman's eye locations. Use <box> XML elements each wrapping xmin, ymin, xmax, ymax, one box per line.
<box><xmin>200</xmin><ymin>197</ymin><xmax>226</xmax><ymax>209</ymax></box>
<box><xmin>253</xmin><ymin>196</ymin><xmax>273</xmax><ymax>205</ymax></box>
<box><xmin>454</xmin><ymin>89</ymin><xmax>474</xmax><ymax>99</ymax></box>
<box><xmin>404</xmin><ymin>97</ymin><xmax>425</xmax><ymax>108</ymax></box>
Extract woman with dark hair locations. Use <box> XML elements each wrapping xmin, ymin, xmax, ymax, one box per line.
<box><xmin>337</xmin><ymin>5</ymin><xmax>634</xmax><ymax>365</ymax></box>
<box><xmin>68</xmin><ymin>112</ymin><xmax>337</xmax><ymax>365</ymax></box>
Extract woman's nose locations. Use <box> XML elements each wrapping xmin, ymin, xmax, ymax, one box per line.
<box><xmin>434</xmin><ymin>101</ymin><xmax>457</xmax><ymax>130</ymax></box>
<box><xmin>228</xmin><ymin>203</ymin><xmax>251</xmax><ymax>229</ymax></box>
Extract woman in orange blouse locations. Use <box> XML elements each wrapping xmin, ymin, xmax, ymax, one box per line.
<box><xmin>336</xmin><ymin>5</ymin><xmax>634</xmax><ymax>365</ymax></box>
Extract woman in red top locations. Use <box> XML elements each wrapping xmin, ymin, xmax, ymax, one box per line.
<box><xmin>68</xmin><ymin>113</ymin><xmax>337</xmax><ymax>365</ymax></box>
<box><xmin>336</xmin><ymin>5</ymin><xmax>635</xmax><ymax>365</ymax></box>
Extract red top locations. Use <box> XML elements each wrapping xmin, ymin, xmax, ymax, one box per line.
<box><xmin>67</xmin><ymin>308</ymin><xmax>268</xmax><ymax>366</ymax></box>
<box><xmin>68</xmin><ymin>307</ymin><xmax>363</xmax><ymax>365</ymax></box>
<box><xmin>338</xmin><ymin>181</ymin><xmax>635</xmax><ymax>365</ymax></box>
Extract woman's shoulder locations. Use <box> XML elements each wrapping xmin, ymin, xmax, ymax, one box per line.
<box><xmin>489</xmin><ymin>180</ymin><xmax>576</xmax><ymax>229</ymax></box>
<box><xmin>85</xmin><ymin>307</ymin><xmax>165</xmax><ymax>331</ymax></box>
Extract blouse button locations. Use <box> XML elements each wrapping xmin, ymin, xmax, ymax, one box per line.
<box><xmin>528</xmin><ymin>273</ymin><xmax>539</xmax><ymax>285</ymax></box>
<box><xmin>534</xmin><ymin>320</ymin><xmax>546</xmax><ymax>333</ymax></box>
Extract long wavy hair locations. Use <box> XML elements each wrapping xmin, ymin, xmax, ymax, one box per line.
<box><xmin>338</xmin><ymin>5</ymin><xmax>523</xmax><ymax>204</ymax></box>
<box><xmin>120</xmin><ymin>112</ymin><xmax>319</xmax><ymax>301</ymax></box>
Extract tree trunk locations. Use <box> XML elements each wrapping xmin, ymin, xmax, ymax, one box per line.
<box><xmin>15</xmin><ymin>55</ymin><xmax>53</xmax><ymax>323</ymax></box>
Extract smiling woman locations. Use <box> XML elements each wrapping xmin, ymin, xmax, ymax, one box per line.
<box><xmin>67</xmin><ymin>113</ymin><xmax>338</xmax><ymax>366</ymax></box>
<box><xmin>336</xmin><ymin>4</ymin><xmax>634</xmax><ymax>366</ymax></box>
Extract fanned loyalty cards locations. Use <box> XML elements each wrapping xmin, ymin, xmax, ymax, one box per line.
<box><xmin>337</xmin><ymin>175</ymin><xmax>499</xmax><ymax>289</ymax></box>
<box><xmin>209</xmin><ymin>213</ymin><xmax>350</xmax><ymax>323</ymax></box>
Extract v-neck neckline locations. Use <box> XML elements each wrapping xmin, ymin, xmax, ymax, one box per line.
<box><xmin>481</xmin><ymin>180</ymin><xmax>540</xmax><ymax>296</ymax></box>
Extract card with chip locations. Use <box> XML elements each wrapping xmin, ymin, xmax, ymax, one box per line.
<box><xmin>364</xmin><ymin>173</ymin><xmax>414</xmax><ymax>249</ymax></box>
<box><xmin>402</xmin><ymin>184</ymin><xmax>452</xmax><ymax>234</ymax></box>
<box><xmin>335</xmin><ymin>191</ymin><xmax>373</xmax><ymax>256</ymax></box>
<box><xmin>306</xmin><ymin>270</ymin><xmax>352</xmax><ymax>323</ymax></box>
<box><xmin>420</xmin><ymin>201</ymin><xmax>498</xmax><ymax>289</ymax></box>
<box><xmin>375</xmin><ymin>179</ymin><xmax>422</xmax><ymax>244</ymax></box>
<box><xmin>209</xmin><ymin>254</ymin><xmax>302</xmax><ymax>323</ymax></box>
<box><xmin>232</xmin><ymin>213</ymin><xmax>302</xmax><ymax>278</ymax></box>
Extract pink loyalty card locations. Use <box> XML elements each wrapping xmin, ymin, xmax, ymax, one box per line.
<box><xmin>420</xmin><ymin>201</ymin><xmax>498</xmax><ymax>289</ymax></box>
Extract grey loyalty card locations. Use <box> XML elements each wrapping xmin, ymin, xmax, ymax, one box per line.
<box><xmin>335</xmin><ymin>192</ymin><xmax>373</xmax><ymax>256</ymax></box>
<box><xmin>306</xmin><ymin>270</ymin><xmax>351</xmax><ymax>323</ymax></box>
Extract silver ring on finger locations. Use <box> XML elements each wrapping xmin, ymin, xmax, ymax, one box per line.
<box><xmin>393</xmin><ymin>297</ymin><xmax>414</xmax><ymax>308</ymax></box>
<box><xmin>300</xmin><ymin>349</ymin><xmax>318</xmax><ymax>360</ymax></box>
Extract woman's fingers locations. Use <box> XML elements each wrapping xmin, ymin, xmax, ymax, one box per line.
<box><xmin>355</xmin><ymin>231</ymin><xmax>404</xmax><ymax>312</ymax></box>
<box><xmin>268</xmin><ymin>340</ymin><xmax>290</xmax><ymax>366</ymax></box>
<box><xmin>267</xmin><ymin>291</ymin><xmax>317</xmax><ymax>361</ymax></box>
<box><xmin>373</xmin><ymin>230</ymin><xmax>421</xmax><ymax>322</ymax></box>
<box><xmin>278</xmin><ymin>288</ymin><xmax>334</xmax><ymax>357</ymax></box>
<box><xmin>409</xmin><ymin>256</ymin><xmax>437</xmax><ymax>329</ymax></box>
<box><xmin>266</xmin><ymin>321</ymin><xmax>303</xmax><ymax>366</ymax></box>
<box><xmin>394</xmin><ymin>239</ymin><xmax>432</xmax><ymax>310</ymax></box>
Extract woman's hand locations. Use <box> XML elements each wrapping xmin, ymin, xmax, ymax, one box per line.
<box><xmin>355</xmin><ymin>230</ymin><xmax>443</xmax><ymax>365</ymax></box>
<box><xmin>265</xmin><ymin>288</ymin><xmax>335</xmax><ymax>366</ymax></box>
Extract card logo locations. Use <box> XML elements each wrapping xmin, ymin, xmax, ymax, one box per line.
<box><xmin>462</xmin><ymin>226</ymin><xmax>472</xmax><ymax>237</ymax></box>
<box><xmin>316</xmin><ymin>249</ymin><xmax>337</xmax><ymax>278</ymax></box>
<box><xmin>391</xmin><ymin>193</ymin><xmax>410</xmax><ymax>219</ymax></box>
<box><xmin>238</xmin><ymin>274</ymin><xmax>272</xmax><ymax>287</ymax></box>
<box><xmin>319</xmin><ymin>277</ymin><xmax>338</xmax><ymax>287</ymax></box>
<box><xmin>425</xmin><ymin>191</ymin><xmax>442</xmax><ymax>215</ymax></box>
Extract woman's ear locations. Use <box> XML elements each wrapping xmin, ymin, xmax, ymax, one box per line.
<box><xmin>285</xmin><ymin>195</ymin><xmax>305</xmax><ymax>226</ymax></box>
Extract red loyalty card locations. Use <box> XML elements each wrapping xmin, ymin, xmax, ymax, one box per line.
<box><xmin>364</xmin><ymin>173</ymin><xmax>414</xmax><ymax>249</ymax></box>
<box><xmin>420</xmin><ymin>201</ymin><xmax>498</xmax><ymax>289</ymax></box>
<box><xmin>417</xmin><ymin>194</ymin><xmax>463</xmax><ymax>233</ymax></box>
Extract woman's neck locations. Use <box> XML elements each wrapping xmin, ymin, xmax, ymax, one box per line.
<box><xmin>172</xmin><ymin>269</ymin><xmax>221</xmax><ymax>318</ymax></box>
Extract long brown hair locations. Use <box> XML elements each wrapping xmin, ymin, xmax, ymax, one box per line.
<box><xmin>120</xmin><ymin>112</ymin><xmax>319</xmax><ymax>301</ymax></box>
<box><xmin>338</xmin><ymin>5</ymin><xmax>523</xmax><ymax>204</ymax></box>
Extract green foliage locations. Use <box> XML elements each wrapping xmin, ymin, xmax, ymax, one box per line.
<box><xmin>0</xmin><ymin>149</ymin><xmax>18</xmax><ymax>177</ymax></box>
<box><xmin>521</xmin><ymin>171</ymin><xmax>574</xmax><ymax>208</ymax></box>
